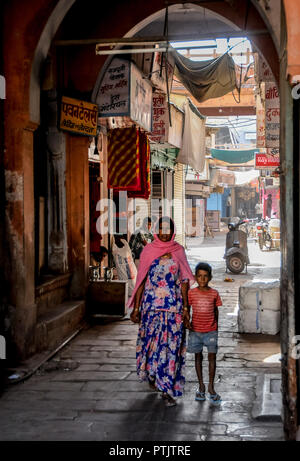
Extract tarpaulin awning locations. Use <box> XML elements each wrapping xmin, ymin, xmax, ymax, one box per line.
<box><xmin>211</xmin><ymin>148</ymin><xmax>259</xmax><ymax>164</ymax></box>
<box><xmin>172</xmin><ymin>49</ymin><xmax>237</xmax><ymax>103</ymax></box>
<box><xmin>233</xmin><ymin>170</ymin><xmax>260</xmax><ymax>185</ymax></box>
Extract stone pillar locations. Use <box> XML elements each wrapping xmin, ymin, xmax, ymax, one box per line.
<box><xmin>5</xmin><ymin>123</ymin><xmax>37</xmax><ymax>360</ymax></box>
<box><xmin>46</xmin><ymin>90</ymin><xmax>68</xmax><ymax>274</ymax></box>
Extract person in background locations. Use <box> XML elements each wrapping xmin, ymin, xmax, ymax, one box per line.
<box><xmin>266</xmin><ymin>194</ymin><xmax>273</xmax><ymax>218</ymax></box>
<box><xmin>129</xmin><ymin>217</ymin><xmax>154</xmax><ymax>269</ymax></box>
<box><xmin>90</xmin><ymin>246</ymin><xmax>108</xmax><ymax>267</ymax></box>
<box><xmin>226</xmin><ymin>194</ymin><xmax>232</xmax><ymax>218</ymax></box>
<box><xmin>255</xmin><ymin>202</ymin><xmax>263</xmax><ymax>221</ymax></box>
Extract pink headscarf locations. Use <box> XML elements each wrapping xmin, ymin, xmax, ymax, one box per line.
<box><xmin>127</xmin><ymin>218</ymin><xmax>195</xmax><ymax>308</ymax></box>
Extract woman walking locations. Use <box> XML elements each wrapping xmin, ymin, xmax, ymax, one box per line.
<box><xmin>128</xmin><ymin>217</ymin><xmax>194</xmax><ymax>406</ymax></box>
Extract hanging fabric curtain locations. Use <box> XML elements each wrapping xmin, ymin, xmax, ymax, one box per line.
<box><xmin>107</xmin><ymin>127</ymin><xmax>141</xmax><ymax>190</ymax></box>
<box><xmin>128</xmin><ymin>131</ymin><xmax>151</xmax><ymax>200</ymax></box>
<box><xmin>172</xmin><ymin>49</ymin><xmax>237</xmax><ymax>103</ymax></box>
<box><xmin>211</xmin><ymin>148</ymin><xmax>259</xmax><ymax>164</ymax></box>
<box><xmin>176</xmin><ymin>98</ymin><xmax>206</xmax><ymax>172</ymax></box>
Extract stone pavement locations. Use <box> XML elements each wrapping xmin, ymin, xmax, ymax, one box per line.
<box><xmin>0</xmin><ymin>234</ymin><xmax>284</xmax><ymax>441</ymax></box>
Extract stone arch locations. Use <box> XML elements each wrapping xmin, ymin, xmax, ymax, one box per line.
<box><xmin>32</xmin><ymin>1</ymin><xmax>280</xmax><ymax>124</ymax></box>
<box><xmin>29</xmin><ymin>0</ymin><xmax>76</xmax><ymax>124</ymax></box>
<box><xmin>92</xmin><ymin>2</ymin><xmax>279</xmax><ymax>101</ymax></box>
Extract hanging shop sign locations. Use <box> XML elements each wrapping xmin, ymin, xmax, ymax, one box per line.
<box><xmin>256</xmin><ymin>84</ymin><xmax>266</xmax><ymax>148</ymax></box>
<box><xmin>185</xmin><ymin>183</ymin><xmax>210</xmax><ymax>197</ymax></box>
<box><xmin>265</xmin><ymin>83</ymin><xmax>280</xmax><ymax>148</ymax></box>
<box><xmin>151</xmin><ymin>51</ymin><xmax>175</xmax><ymax>94</ymax></box>
<box><xmin>186</xmin><ymin>163</ymin><xmax>210</xmax><ymax>182</ymax></box>
<box><xmin>255</xmin><ymin>152</ymin><xmax>280</xmax><ymax>169</ymax></box>
<box><xmin>258</xmin><ymin>56</ymin><xmax>274</xmax><ymax>83</ymax></box>
<box><xmin>148</xmin><ymin>94</ymin><xmax>183</xmax><ymax>148</ymax></box>
<box><xmin>266</xmin><ymin>147</ymin><xmax>279</xmax><ymax>158</ymax></box>
<box><xmin>149</xmin><ymin>93</ymin><xmax>168</xmax><ymax>144</ymax></box>
<box><xmin>97</xmin><ymin>58</ymin><xmax>152</xmax><ymax>132</ymax></box>
<box><xmin>130</xmin><ymin>63</ymin><xmax>152</xmax><ymax>131</ymax></box>
<box><xmin>60</xmin><ymin>96</ymin><xmax>98</xmax><ymax>136</ymax></box>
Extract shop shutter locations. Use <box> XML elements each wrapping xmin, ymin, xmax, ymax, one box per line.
<box><xmin>173</xmin><ymin>163</ymin><xmax>185</xmax><ymax>246</ymax></box>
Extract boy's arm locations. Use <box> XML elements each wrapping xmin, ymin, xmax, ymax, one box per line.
<box><xmin>215</xmin><ymin>306</ymin><xmax>219</xmax><ymax>325</ymax></box>
<box><xmin>215</xmin><ymin>291</ymin><xmax>222</xmax><ymax>326</ymax></box>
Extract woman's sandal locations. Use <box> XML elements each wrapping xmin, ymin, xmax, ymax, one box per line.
<box><xmin>161</xmin><ymin>393</ymin><xmax>177</xmax><ymax>407</ymax></box>
<box><xmin>208</xmin><ymin>393</ymin><xmax>222</xmax><ymax>404</ymax></box>
<box><xmin>195</xmin><ymin>390</ymin><xmax>206</xmax><ymax>401</ymax></box>
<box><xmin>148</xmin><ymin>378</ymin><xmax>156</xmax><ymax>390</ymax></box>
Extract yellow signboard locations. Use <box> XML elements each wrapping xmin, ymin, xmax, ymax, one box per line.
<box><xmin>60</xmin><ymin>96</ymin><xmax>98</xmax><ymax>136</ymax></box>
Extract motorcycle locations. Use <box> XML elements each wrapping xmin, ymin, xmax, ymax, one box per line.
<box><xmin>224</xmin><ymin>219</ymin><xmax>250</xmax><ymax>274</ymax></box>
<box><xmin>256</xmin><ymin>217</ymin><xmax>272</xmax><ymax>251</ymax></box>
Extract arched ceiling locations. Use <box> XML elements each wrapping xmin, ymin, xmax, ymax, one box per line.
<box><xmin>131</xmin><ymin>3</ymin><xmax>240</xmax><ymax>38</ymax></box>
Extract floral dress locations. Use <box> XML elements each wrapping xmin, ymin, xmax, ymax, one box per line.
<box><xmin>136</xmin><ymin>256</ymin><xmax>188</xmax><ymax>397</ymax></box>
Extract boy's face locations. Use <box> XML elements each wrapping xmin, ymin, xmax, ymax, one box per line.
<box><xmin>196</xmin><ymin>269</ymin><xmax>211</xmax><ymax>288</ymax></box>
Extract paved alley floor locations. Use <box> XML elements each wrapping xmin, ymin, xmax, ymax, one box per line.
<box><xmin>0</xmin><ymin>235</ymin><xmax>284</xmax><ymax>441</ymax></box>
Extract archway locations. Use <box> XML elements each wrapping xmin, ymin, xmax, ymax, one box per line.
<box><xmin>24</xmin><ymin>0</ymin><xmax>297</xmax><ymax>439</ymax></box>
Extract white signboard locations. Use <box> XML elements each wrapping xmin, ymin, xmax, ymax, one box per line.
<box><xmin>256</xmin><ymin>85</ymin><xmax>266</xmax><ymax>148</ymax></box>
<box><xmin>98</xmin><ymin>58</ymin><xmax>130</xmax><ymax>116</ymax></box>
<box><xmin>148</xmin><ymin>95</ymin><xmax>183</xmax><ymax>148</ymax></box>
<box><xmin>148</xmin><ymin>93</ymin><xmax>168</xmax><ymax>144</ymax></box>
<box><xmin>130</xmin><ymin>63</ymin><xmax>152</xmax><ymax>132</ymax></box>
<box><xmin>265</xmin><ymin>83</ymin><xmax>280</xmax><ymax>148</ymax></box>
<box><xmin>259</xmin><ymin>56</ymin><xmax>274</xmax><ymax>83</ymax></box>
<box><xmin>98</xmin><ymin>58</ymin><xmax>152</xmax><ymax>132</ymax></box>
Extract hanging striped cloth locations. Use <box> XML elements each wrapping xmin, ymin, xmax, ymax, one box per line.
<box><xmin>128</xmin><ymin>131</ymin><xmax>151</xmax><ymax>200</ymax></box>
<box><xmin>107</xmin><ymin>127</ymin><xmax>141</xmax><ymax>191</ymax></box>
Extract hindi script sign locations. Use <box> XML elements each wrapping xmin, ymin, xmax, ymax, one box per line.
<box><xmin>60</xmin><ymin>96</ymin><xmax>98</xmax><ymax>136</ymax></box>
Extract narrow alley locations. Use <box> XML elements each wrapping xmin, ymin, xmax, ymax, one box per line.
<box><xmin>2</xmin><ymin>0</ymin><xmax>300</xmax><ymax>443</ymax></box>
<box><xmin>0</xmin><ymin>233</ymin><xmax>283</xmax><ymax>441</ymax></box>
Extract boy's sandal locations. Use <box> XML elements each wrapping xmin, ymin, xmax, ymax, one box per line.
<box><xmin>208</xmin><ymin>393</ymin><xmax>222</xmax><ymax>403</ymax></box>
<box><xmin>195</xmin><ymin>390</ymin><xmax>206</xmax><ymax>401</ymax></box>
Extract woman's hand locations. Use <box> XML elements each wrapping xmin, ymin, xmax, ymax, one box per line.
<box><xmin>130</xmin><ymin>308</ymin><xmax>140</xmax><ymax>324</ymax></box>
<box><xmin>183</xmin><ymin>310</ymin><xmax>191</xmax><ymax>330</ymax></box>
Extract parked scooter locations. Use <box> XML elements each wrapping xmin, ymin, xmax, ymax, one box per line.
<box><xmin>224</xmin><ymin>219</ymin><xmax>250</xmax><ymax>274</ymax></box>
<box><xmin>256</xmin><ymin>217</ymin><xmax>272</xmax><ymax>251</ymax></box>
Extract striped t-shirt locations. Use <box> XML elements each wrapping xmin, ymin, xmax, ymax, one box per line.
<box><xmin>188</xmin><ymin>287</ymin><xmax>222</xmax><ymax>332</ymax></box>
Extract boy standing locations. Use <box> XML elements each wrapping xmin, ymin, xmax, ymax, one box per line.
<box><xmin>184</xmin><ymin>262</ymin><xmax>222</xmax><ymax>403</ymax></box>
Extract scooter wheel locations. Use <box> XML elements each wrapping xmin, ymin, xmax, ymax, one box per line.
<box><xmin>258</xmin><ymin>236</ymin><xmax>264</xmax><ymax>251</ymax></box>
<box><xmin>265</xmin><ymin>234</ymin><xmax>272</xmax><ymax>250</ymax></box>
<box><xmin>227</xmin><ymin>254</ymin><xmax>245</xmax><ymax>274</ymax></box>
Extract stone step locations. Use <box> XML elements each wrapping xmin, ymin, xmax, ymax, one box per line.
<box><xmin>252</xmin><ymin>373</ymin><xmax>282</xmax><ymax>421</ymax></box>
<box><xmin>35</xmin><ymin>274</ymin><xmax>72</xmax><ymax>318</ymax></box>
<box><xmin>36</xmin><ymin>300</ymin><xmax>85</xmax><ymax>353</ymax></box>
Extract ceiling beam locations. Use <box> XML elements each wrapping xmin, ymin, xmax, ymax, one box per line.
<box><xmin>54</xmin><ymin>29</ymin><xmax>269</xmax><ymax>47</ymax></box>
